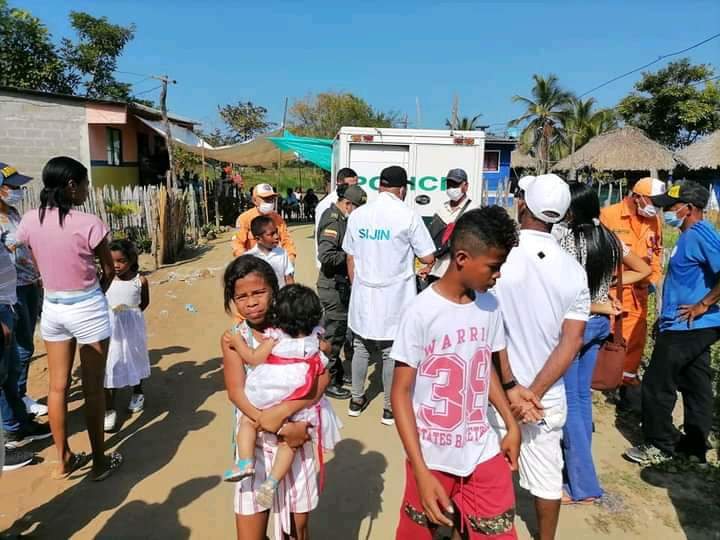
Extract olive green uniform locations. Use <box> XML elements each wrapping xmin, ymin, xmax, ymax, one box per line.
<box><xmin>317</xmin><ymin>203</ymin><xmax>352</xmax><ymax>385</ymax></box>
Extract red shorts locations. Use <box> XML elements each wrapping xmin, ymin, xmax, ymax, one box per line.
<box><xmin>396</xmin><ymin>453</ymin><xmax>516</xmax><ymax>540</ymax></box>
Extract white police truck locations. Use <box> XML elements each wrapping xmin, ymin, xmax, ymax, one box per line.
<box><xmin>331</xmin><ymin>127</ymin><xmax>514</xmax><ymax>220</ymax></box>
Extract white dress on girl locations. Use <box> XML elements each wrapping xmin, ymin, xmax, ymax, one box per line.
<box><xmin>104</xmin><ymin>275</ymin><xmax>150</xmax><ymax>388</ymax></box>
<box><xmin>244</xmin><ymin>326</ymin><xmax>342</xmax><ymax>450</ymax></box>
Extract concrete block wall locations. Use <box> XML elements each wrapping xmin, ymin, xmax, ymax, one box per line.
<box><xmin>0</xmin><ymin>91</ymin><xmax>91</xmax><ymax>189</ymax></box>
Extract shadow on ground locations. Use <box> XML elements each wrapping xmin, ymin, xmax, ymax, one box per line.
<box><xmin>312</xmin><ymin>439</ymin><xmax>387</xmax><ymax>540</ymax></box>
<box><xmin>641</xmin><ymin>464</ymin><xmax>720</xmax><ymax>540</ymax></box>
<box><xmin>3</xmin><ymin>350</ymin><xmax>223</xmax><ymax>539</ymax></box>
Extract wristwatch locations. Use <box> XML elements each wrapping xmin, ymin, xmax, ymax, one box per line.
<box><xmin>502</xmin><ymin>379</ymin><xmax>518</xmax><ymax>391</ymax></box>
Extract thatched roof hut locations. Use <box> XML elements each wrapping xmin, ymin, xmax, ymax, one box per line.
<box><xmin>553</xmin><ymin>126</ymin><xmax>676</xmax><ymax>176</ymax></box>
<box><xmin>675</xmin><ymin>130</ymin><xmax>720</xmax><ymax>170</ymax></box>
<box><xmin>511</xmin><ymin>150</ymin><xmax>536</xmax><ymax>170</ymax></box>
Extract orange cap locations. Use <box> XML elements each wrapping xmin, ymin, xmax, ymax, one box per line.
<box><xmin>632</xmin><ymin>177</ymin><xmax>666</xmax><ymax>197</ymax></box>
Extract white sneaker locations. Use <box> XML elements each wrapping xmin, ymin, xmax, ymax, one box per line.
<box><xmin>23</xmin><ymin>396</ymin><xmax>48</xmax><ymax>417</ymax></box>
<box><xmin>104</xmin><ymin>410</ymin><xmax>117</xmax><ymax>432</ymax></box>
<box><xmin>128</xmin><ymin>394</ymin><xmax>145</xmax><ymax>413</ymax></box>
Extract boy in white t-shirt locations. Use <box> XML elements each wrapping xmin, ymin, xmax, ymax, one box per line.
<box><xmin>391</xmin><ymin>206</ymin><xmax>521</xmax><ymax>540</ymax></box>
<box><xmin>247</xmin><ymin>215</ymin><xmax>295</xmax><ymax>287</ymax></box>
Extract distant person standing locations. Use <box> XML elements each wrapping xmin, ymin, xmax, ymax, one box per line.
<box><xmin>315</xmin><ymin>168</ymin><xmax>359</xmax><ymax>268</ymax></box>
<box><xmin>600</xmin><ymin>177</ymin><xmax>665</xmax><ymax>403</ymax></box>
<box><xmin>625</xmin><ymin>182</ymin><xmax>720</xmax><ymax>465</ymax></box>
<box><xmin>343</xmin><ymin>166</ymin><xmax>435</xmax><ymax>425</ymax></box>
<box><xmin>427</xmin><ymin>168</ymin><xmax>476</xmax><ymax>282</ymax></box>
<box><xmin>317</xmin><ymin>185</ymin><xmax>367</xmax><ymax>400</ymax></box>
<box><xmin>232</xmin><ymin>184</ymin><xmax>297</xmax><ymax>261</ymax></box>
<box><xmin>493</xmin><ymin>174</ymin><xmax>590</xmax><ymax>540</ymax></box>
<box><xmin>0</xmin><ymin>163</ymin><xmax>46</xmax><ymax>417</ymax></box>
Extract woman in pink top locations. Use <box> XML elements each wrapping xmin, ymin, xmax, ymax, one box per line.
<box><xmin>17</xmin><ymin>156</ymin><xmax>121</xmax><ymax>481</ymax></box>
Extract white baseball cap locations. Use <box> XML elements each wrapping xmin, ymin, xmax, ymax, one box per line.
<box><xmin>253</xmin><ymin>183</ymin><xmax>277</xmax><ymax>198</ymax></box>
<box><xmin>518</xmin><ymin>174</ymin><xmax>571</xmax><ymax>224</ymax></box>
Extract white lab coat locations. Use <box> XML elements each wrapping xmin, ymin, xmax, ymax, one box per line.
<box><xmin>343</xmin><ymin>192</ymin><xmax>435</xmax><ymax>341</ymax></box>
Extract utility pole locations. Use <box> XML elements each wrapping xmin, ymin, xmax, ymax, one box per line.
<box><xmin>451</xmin><ymin>95</ymin><xmax>459</xmax><ymax>131</ymax></box>
<box><xmin>153</xmin><ymin>74</ymin><xmax>177</xmax><ymax>189</ymax></box>
<box><xmin>281</xmin><ymin>97</ymin><xmax>289</xmax><ymax>131</ymax></box>
<box><xmin>415</xmin><ymin>97</ymin><xmax>421</xmax><ymax>129</ymax></box>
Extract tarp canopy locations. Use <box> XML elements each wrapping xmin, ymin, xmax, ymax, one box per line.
<box><xmin>268</xmin><ymin>131</ymin><xmax>333</xmax><ymax>171</ymax></box>
<box><xmin>135</xmin><ymin>115</ymin><xmax>212</xmax><ymax>150</ymax></box>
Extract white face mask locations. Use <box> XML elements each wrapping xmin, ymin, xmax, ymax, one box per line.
<box><xmin>258</xmin><ymin>201</ymin><xmax>275</xmax><ymax>215</ymax></box>
<box><xmin>637</xmin><ymin>203</ymin><xmax>657</xmax><ymax>218</ymax></box>
<box><xmin>1</xmin><ymin>190</ymin><xmax>23</xmax><ymax>207</ymax></box>
<box><xmin>446</xmin><ymin>187</ymin><xmax>464</xmax><ymax>202</ymax></box>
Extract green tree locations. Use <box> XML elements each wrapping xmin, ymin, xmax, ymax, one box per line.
<box><xmin>618</xmin><ymin>59</ymin><xmax>720</xmax><ymax>148</ymax></box>
<box><xmin>289</xmin><ymin>92</ymin><xmax>397</xmax><ymax>138</ymax></box>
<box><xmin>445</xmin><ymin>114</ymin><xmax>483</xmax><ymax>130</ymax></box>
<box><xmin>60</xmin><ymin>11</ymin><xmax>135</xmax><ymax>100</ymax></box>
<box><xmin>559</xmin><ymin>97</ymin><xmax>617</xmax><ymax>154</ymax></box>
<box><xmin>0</xmin><ymin>0</ymin><xmax>71</xmax><ymax>92</ymax></box>
<box><xmin>218</xmin><ymin>101</ymin><xmax>275</xmax><ymax>143</ymax></box>
<box><xmin>510</xmin><ymin>74</ymin><xmax>573</xmax><ymax>173</ymax></box>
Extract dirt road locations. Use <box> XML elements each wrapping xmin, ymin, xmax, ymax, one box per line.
<box><xmin>0</xmin><ymin>224</ymin><xmax>716</xmax><ymax>539</ymax></box>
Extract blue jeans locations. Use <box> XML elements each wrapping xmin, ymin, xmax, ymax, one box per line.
<box><xmin>0</xmin><ymin>304</ymin><xmax>30</xmax><ymax>433</ymax></box>
<box><xmin>562</xmin><ymin>315</ymin><xmax>609</xmax><ymax>500</ymax></box>
<box><xmin>15</xmin><ymin>283</ymin><xmax>41</xmax><ymax>398</ymax></box>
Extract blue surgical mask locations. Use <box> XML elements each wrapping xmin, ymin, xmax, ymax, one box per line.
<box><xmin>1</xmin><ymin>189</ymin><xmax>23</xmax><ymax>208</ymax></box>
<box><xmin>663</xmin><ymin>208</ymin><xmax>685</xmax><ymax>229</ymax></box>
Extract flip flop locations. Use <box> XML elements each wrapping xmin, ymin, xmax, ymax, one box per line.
<box><xmin>562</xmin><ymin>495</ymin><xmax>598</xmax><ymax>505</ymax></box>
<box><xmin>92</xmin><ymin>452</ymin><xmax>123</xmax><ymax>482</ymax></box>
<box><xmin>51</xmin><ymin>452</ymin><xmax>91</xmax><ymax>480</ymax></box>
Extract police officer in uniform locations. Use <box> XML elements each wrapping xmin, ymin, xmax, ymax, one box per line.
<box><xmin>317</xmin><ymin>185</ymin><xmax>368</xmax><ymax>399</ymax></box>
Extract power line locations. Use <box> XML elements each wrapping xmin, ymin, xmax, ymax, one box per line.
<box><xmin>133</xmin><ymin>85</ymin><xmax>161</xmax><ymax>97</ymax></box>
<box><xmin>577</xmin><ymin>31</ymin><xmax>720</xmax><ymax>98</ymax></box>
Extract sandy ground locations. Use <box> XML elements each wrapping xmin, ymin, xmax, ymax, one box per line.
<box><xmin>0</xmin><ymin>224</ymin><xmax>718</xmax><ymax>539</ymax></box>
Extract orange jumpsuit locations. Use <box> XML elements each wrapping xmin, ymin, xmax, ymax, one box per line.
<box><xmin>231</xmin><ymin>207</ymin><xmax>297</xmax><ymax>259</ymax></box>
<box><xmin>600</xmin><ymin>198</ymin><xmax>663</xmax><ymax>385</ymax></box>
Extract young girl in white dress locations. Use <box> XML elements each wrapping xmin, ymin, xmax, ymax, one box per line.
<box><xmin>224</xmin><ymin>284</ymin><xmax>342</xmax><ymax>508</ymax></box>
<box><xmin>103</xmin><ymin>240</ymin><xmax>150</xmax><ymax>432</ymax></box>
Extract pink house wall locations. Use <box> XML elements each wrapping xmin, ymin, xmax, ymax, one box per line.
<box><xmin>88</xmin><ymin>121</ymin><xmax>140</xmax><ymax>163</ymax></box>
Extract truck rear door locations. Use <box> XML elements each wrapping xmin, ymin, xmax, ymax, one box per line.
<box><xmin>348</xmin><ymin>143</ymin><xmax>409</xmax><ymax>204</ymax></box>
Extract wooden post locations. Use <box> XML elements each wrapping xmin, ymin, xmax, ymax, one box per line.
<box><xmin>201</xmin><ymin>144</ymin><xmax>210</xmax><ymax>226</ymax></box>
<box><xmin>154</xmin><ymin>74</ymin><xmax>177</xmax><ymax>190</ymax></box>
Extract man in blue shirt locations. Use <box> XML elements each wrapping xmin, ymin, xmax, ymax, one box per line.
<box><xmin>625</xmin><ymin>181</ymin><xmax>720</xmax><ymax>465</ymax></box>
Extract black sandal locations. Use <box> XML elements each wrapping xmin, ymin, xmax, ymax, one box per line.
<box><xmin>52</xmin><ymin>452</ymin><xmax>91</xmax><ymax>480</ymax></box>
<box><xmin>92</xmin><ymin>451</ymin><xmax>123</xmax><ymax>482</ymax></box>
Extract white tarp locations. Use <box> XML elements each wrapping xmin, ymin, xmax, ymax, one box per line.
<box><xmin>135</xmin><ymin>115</ymin><xmax>213</xmax><ymax>150</ymax></box>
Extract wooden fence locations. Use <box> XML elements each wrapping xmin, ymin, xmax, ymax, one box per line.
<box><xmin>18</xmin><ymin>184</ymin><xmax>207</xmax><ymax>268</ymax></box>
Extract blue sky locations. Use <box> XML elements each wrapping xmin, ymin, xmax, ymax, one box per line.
<box><xmin>22</xmin><ymin>0</ymin><xmax>720</xmax><ymax>134</ymax></box>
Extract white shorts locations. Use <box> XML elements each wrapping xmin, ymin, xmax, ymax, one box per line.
<box><xmin>489</xmin><ymin>403</ymin><xmax>567</xmax><ymax>500</ymax></box>
<box><xmin>41</xmin><ymin>293</ymin><xmax>111</xmax><ymax>345</ymax></box>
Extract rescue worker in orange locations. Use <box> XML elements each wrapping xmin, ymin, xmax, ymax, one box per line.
<box><xmin>231</xmin><ymin>183</ymin><xmax>297</xmax><ymax>260</ymax></box>
<box><xmin>600</xmin><ymin>177</ymin><xmax>665</xmax><ymax>394</ymax></box>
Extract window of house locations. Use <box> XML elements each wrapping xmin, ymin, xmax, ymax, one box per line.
<box><xmin>483</xmin><ymin>150</ymin><xmax>500</xmax><ymax>173</ymax></box>
<box><xmin>106</xmin><ymin>127</ymin><xmax>122</xmax><ymax>166</ymax></box>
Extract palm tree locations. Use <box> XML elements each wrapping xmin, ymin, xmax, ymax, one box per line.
<box><xmin>558</xmin><ymin>97</ymin><xmax>618</xmax><ymax>178</ymax></box>
<box><xmin>445</xmin><ymin>114</ymin><xmax>483</xmax><ymax>131</ymax></box>
<box><xmin>510</xmin><ymin>74</ymin><xmax>573</xmax><ymax>173</ymax></box>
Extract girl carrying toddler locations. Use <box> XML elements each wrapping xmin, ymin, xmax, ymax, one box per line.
<box><xmin>224</xmin><ymin>283</ymin><xmax>342</xmax><ymax>508</ymax></box>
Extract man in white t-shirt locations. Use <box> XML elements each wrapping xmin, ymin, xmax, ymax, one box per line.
<box><xmin>391</xmin><ymin>206</ymin><xmax>521</xmax><ymax>539</ymax></box>
<box><xmin>492</xmin><ymin>174</ymin><xmax>590</xmax><ymax>540</ymax></box>
<box><xmin>428</xmin><ymin>168</ymin><xmax>476</xmax><ymax>280</ymax></box>
<box><xmin>246</xmin><ymin>215</ymin><xmax>294</xmax><ymax>287</ymax></box>
<box><xmin>343</xmin><ymin>166</ymin><xmax>435</xmax><ymax>426</ymax></box>
<box><xmin>315</xmin><ymin>168</ymin><xmax>359</xmax><ymax>269</ymax></box>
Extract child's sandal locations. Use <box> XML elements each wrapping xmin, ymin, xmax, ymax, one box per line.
<box><xmin>223</xmin><ymin>459</ymin><xmax>254</xmax><ymax>482</ymax></box>
<box><xmin>255</xmin><ymin>477</ymin><xmax>279</xmax><ymax>509</ymax></box>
